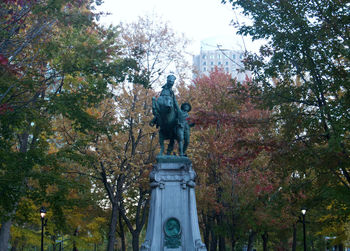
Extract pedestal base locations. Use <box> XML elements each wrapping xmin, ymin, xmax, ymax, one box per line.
<box><xmin>141</xmin><ymin>156</ymin><xmax>206</xmax><ymax>251</ymax></box>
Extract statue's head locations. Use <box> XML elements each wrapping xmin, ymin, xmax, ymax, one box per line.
<box><xmin>166</xmin><ymin>75</ymin><xmax>176</xmax><ymax>86</ymax></box>
<box><xmin>181</xmin><ymin>102</ymin><xmax>191</xmax><ymax>112</ymax></box>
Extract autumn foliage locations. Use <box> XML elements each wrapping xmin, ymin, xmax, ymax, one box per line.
<box><xmin>177</xmin><ymin>69</ymin><xmax>297</xmax><ymax>249</ymax></box>
<box><xmin>1</xmin><ymin>0</ymin><xmax>349</xmax><ymax>249</ymax></box>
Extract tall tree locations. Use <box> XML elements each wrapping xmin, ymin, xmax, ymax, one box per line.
<box><xmin>178</xmin><ymin>69</ymin><xmax>288</xmax><ymax>250</ymax></box>
<box><xmin>0</xmin><ymin>0</ymin><xmax>129</xmax><ymax>249</ymax></box>
<box><xmin>118</xmin><ymin>15</ymin><xmax>191</xmax><ymax>88</ymax></box>
<box><xmin>222</xmin><ymin>0</ymin><xmax>350</xmax><ymax>190</ymax></box>
<box><xmin>114</xmin><ymin>84</ymin><xmax>157</xmax><ymax>251</ymax></box>
<box><xmin>223</xmin><ymin>0</ymin><xmax>350</xmax><ymax>246</ymax></box>
<box><xmin>56</xmin><ymin>83</ymin><xmax>158</xmax><ymax>251</ymax></box>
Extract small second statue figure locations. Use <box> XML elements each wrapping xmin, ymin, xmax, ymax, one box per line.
<box><xmin>174</xmin><ymin>102</ymin><xmax>194</xmax><ymax>156</ymax></box>
<box><xmin>150</xmin><ymin>75</ymin><xmax>194</xmax><ymax>156</ymax></box>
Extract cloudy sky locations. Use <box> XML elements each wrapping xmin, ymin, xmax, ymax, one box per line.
<box><xmin>97</xmin><ymin>0</ymin><xmax>257</xmax><ymax>56</ymax></box>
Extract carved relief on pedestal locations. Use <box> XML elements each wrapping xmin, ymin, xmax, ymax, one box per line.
<box><xmin>164</xmin><ymin>217</ymin><xmax>181</xmax><ymax>249</ymax></box>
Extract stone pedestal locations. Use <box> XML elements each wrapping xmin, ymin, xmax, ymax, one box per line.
<box><xmin>141</xmin><ymin>156</ymin><xmax>207</xmax><ymax>251</ymax></box>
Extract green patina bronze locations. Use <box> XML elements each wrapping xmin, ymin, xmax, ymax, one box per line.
<box><xmin>150</xmin><ymin>75</ymin><xmax>194</xmax><ymax>156</ymax></box>
<box><xmin>164</xmin><ymin>217</ymin><xmax>181</xmax><ymax>248</ymax></box>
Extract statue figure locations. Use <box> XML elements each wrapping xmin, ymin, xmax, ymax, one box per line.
<box><xmin>174</xmin><ymin>102</ymin><xmax>194</xmax><ymax>156</ymax></box>
<box><xmin>150</xmin><ymin>75</ymin><xmax>177</xmax><ymax>128</ymax></box>
<box><xmin>160</xmin><ymin>74</ymin><xmax>176</xmax><ymax>98</ymax></box>
<box><xmin>150</xmin><ymin>75</ymin><xmax>193</xmax><ymax>156</ymax></box>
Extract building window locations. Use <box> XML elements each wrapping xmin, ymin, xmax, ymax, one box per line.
<box><xmin>210</xmin><ymin>61</ymin><xmax>214</xmax><ymax>65</ymax></box>
<box><xmin>210</xmin><ymin>55</ymin><xmax>214</xmax><ymax>59</ymax></box>
<box><xmin>217</xmin><ymin>54</ymin><xmax>221</xmax><ymax>59</ymax></box>
<box><xmin>203</xmin><ymin>62</ymin><xmax>206</xmax><ymax>66</ymax></box>
<box><xmin>232</xmin><ymin>54</ymin><xmax>236</xmax><ymax>59</ymax></box>
<box><xmin>203</xmin><ymin>67</ymin><xmax>207</xmax><ymax>71</ymax></box>
<box><xmin>218</xmin><ymin>61</ymin><xmax>221</xmax><ymax>65</ymax></box>
<box><xmin>202</xmin><ymin>55</ymin><xmax>206</xmax><ymax>59</ymax></box>
<box><xmin>225</xmin><ymin>61</ymin><xmax>228</xmax><ymax>65</ymax></box>
<box><xmin>225</xmin><ymin>67</ymin><xmax>229</xmax><ymax>72</ymax></box>
<box><xmin>211</xmin><ymin>67</ymin><xmax>214</xmax><ymax>71</ymax></box>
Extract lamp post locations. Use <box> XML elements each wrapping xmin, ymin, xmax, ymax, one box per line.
<box><xmin>40</xmin><ymin>207</ymin><xmax>47</xmax><ymax>251</ymax></box>
<box><xmin>301</xmin><ymin>208</ymin><xmax>307</xmax><ymax>251</ymax></box>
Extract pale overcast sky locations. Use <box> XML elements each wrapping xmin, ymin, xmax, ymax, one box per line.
<box><xmin>97</xmin><ymin>0</ymin><xmax>257</xmax><ymax>56</ymax></box>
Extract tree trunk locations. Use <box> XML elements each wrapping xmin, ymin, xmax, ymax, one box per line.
<box><xmin>202</xmin><ymin>213</ymin><xmax>210</xmax><ymax>250</ymax></box>
<box><xmin>217</xmin><ymin>214</ymin><xmax>225</xmax><ymax>251</ymax></box>
<box><xmin>73</xmin><ymin>228</ymin><xmax>78</xmax><ymax>251</ymax></box>
<box><xmin>247</xmin><ymin>231</ymin><xmax>256</xmax><ymax>251</ymax></box>
<box><xmin>231</xmin><ymin>239</ymin><xmax>236</xmax><ymax>251</ymax></box>
<box><xmin>51</xmin><ymin>235</ymin><xmax>57</xmax><ymax>251</ymax></box>
<box><xmin>132</xmin><ymin>232</ymin><xmax>139</xmax><ymax>251</ymax></box>
<box><xmin>210</xmin><ymin>228</ymin><xmax>217</xmax><ymax>251</ymax></box>
<box><xmin>0</xmin><ymin>218</ymin><xmax>12</xmax><ymax>251</ymax></box>
<box><xmin>10</xmin><ymin>238</ymin><xmax>18</xmax><ymax>251</ymax></box>
<box><xmin>118</xmin><ymin>213</ymin><xmax>126</xmax><ymax>251</ymax></box>
<box><xmin>107</xmin><ymin>203</ymin><xmax>118</xmax><ymax>251</ymax></box>
<box><xmin>292</xmin><ymin>223</ymin><xmax>297</xmax><ymax>251</ymax></box>
<box><xmin>262</xmin><ymin>232</ymin><xmax>268</xmax><ymax>251</ymax></box>
<box><xmin>0</xmin><ymin>133</ymin><xmax>29</xmax><ymax>251</ymax></box>
<box><xmin>218</xmin><ymin>235</ymin><xmax>225</xmax><ymax>251</ymax></box>
<box><xmin>119</xmin><ymin>187</ymin><xmax>148</xmax><ymax>251</ymax></box>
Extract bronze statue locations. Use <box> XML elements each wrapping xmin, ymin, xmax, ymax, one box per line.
<box><xmin>175</xmin><ymin>102</ymin><xmax>194</xmax><ymax>156</ymax></box>
<box><xmin>150</xmin><ymin>75</ymin><xmax>193</xmax><ymax>156</ymax></box>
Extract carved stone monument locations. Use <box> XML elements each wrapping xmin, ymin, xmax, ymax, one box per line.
<box><xmin>142</xmin><ymin>75</ymin><xmax>206</xmax><ymax>251</ymax></box>
<box><xmin>140</xmin><ymin>156</ymin><xmax>206</xmax><ymax>251</ymax></box>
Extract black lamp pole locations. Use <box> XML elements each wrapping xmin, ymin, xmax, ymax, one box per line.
<box><xmin>40</xmin><ymin>207</ymin><xmax>47</xmax><ymax>251</ymax></box>
<box><xmin>301</xmin><ymin>208</ymin><xmax>307</xmax><ymax>251</ymax></box>
<box><xmin>41</xmin><ymin>217</ymin><xmax>44</xmax><ymax>251</ymax></box>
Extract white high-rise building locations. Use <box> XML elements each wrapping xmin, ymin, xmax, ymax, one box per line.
<box><xmin>193</xmin><ymin>37</ymin><xmax>251</xmax><ymax>82</ymax></box>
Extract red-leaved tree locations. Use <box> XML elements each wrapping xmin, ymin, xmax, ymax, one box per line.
<box><xmin>178</xmin><ymin>69</ymin><xmax>299</xmax><ymax>250</ymax></box>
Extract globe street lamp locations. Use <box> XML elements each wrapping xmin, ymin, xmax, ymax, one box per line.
<box><xmin>301</xmin><ymin>208</ymin><xmax>307</xmax><ymax>251</ymax></box>
<box><xmin>40</xmin><ymin>207</ymin><xmax>47</xmax><ymax>251</ymax></box>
